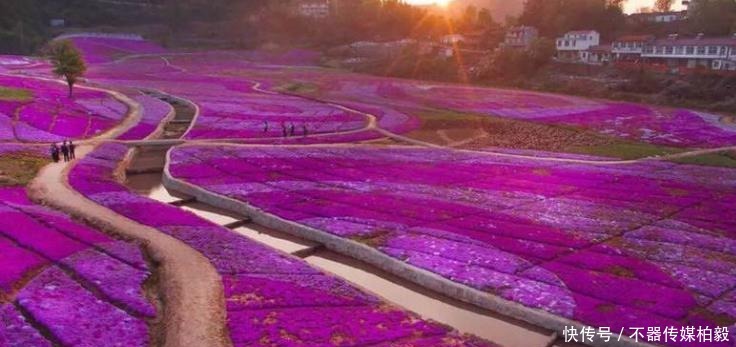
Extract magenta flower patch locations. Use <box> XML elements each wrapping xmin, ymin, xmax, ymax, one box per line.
<box><xmin>0</xmin><ymin>187</ymin><xmax>154</xmax><ymax>346</ymax></box>
<box><xmin>0</xmin><ymin>75</ymin><xmax>128</xmax><ymax>142</ymax></box>
<box><xmin>168</xmin><ymin>144</ymin><xmax>736</xmax><ymax>345</ymax></box>
<box><xmin>69</xmin><ymin>144</ymin><xmax>497</xmax><ymax>346</ymax></box>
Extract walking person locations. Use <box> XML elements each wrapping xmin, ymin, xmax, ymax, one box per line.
<box><xmin>281</xmin><ymin>122</ymin><xmax>287</xmax><ymax>138</ymax></box>
<box><xmin>302</xmin><ymin>124</ymin><xmax>308</xmax><ymax>137</ymax></box>
<box><xmin>289</xmin><ymin>122</ymin><xmax>295</xmax><ymax>137</ymax></box>
<box><xmin>263</xmin><ymin>121</ymin><xmax>269</xmax><ymax>133</ymax></box>
<box><xmin>68</xmin><ymin>140</ymin><xmax>76</xmax><ymax>160</ymax></box>
<box><xmin>60</xmin><ymin>141</ymin><xmax>69</xmax><ymax>162</ymax></box>
<box><xmin>50</xmin><ymin>143</ymin><xmax>60</xmax><ymax>163</ymax></box>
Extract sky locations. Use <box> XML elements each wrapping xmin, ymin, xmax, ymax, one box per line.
<box><xmin>406</xmin><ymin>0</ymin><xmax>686</xmax><ymax>14</ymax></box>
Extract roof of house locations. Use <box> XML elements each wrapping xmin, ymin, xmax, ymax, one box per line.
<box><xmin>615</xmin><ymin>35</ymin><xmax>655</xmax><ymax>42</ymax></box>
<box><xmin>651</xmin><ymin>36</ymin><xmax>736</xmax><ymax>46</ymax></box>
<box><xmin>566</xmin><ymin>30</ymin><xmax>598</xmax><ymax>35</ymax></box>
<box><xmin>630</xmin><ymin>10</ymin><xmax>685</xmax><ymax>17</ymax></box>
<box><xmin>588</xmin><ymin>45</ymin><xmax>612</xmax><ymax>53</ymax></box>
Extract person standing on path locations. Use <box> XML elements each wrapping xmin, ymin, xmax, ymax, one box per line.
<box><xmin>289</xmin><ymin>123</ymin><xmax>295</xmax><ymax>137</ymax></box>
<box><xmin>281</xmin><ymin>122</ymin><xmax>287</xmax><ymax>138</ymax></box>
<box><xmin>68</xmin><ymin>140</ymin><xmax>76</xmax><ymax>160</ymax></box>
<box><xmin>50</xmin><ymin>143</ymin><xmax>60</xmax><ymax>163</ymax></box>
<box><xmin>302</xmin><ymin>124</ymin><xmax>308</xmax><ymax>137</ymax></box>
<box><xmin>60</xmin><ymin>141</ymin><xmax>69</xmax><ymax>162</ymax></box>
<box><xmin>263</xmin><ymin>121</ymin><xmax>269</xmax><ymax>133</ymax></box>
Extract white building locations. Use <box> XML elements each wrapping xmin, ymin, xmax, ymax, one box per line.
<box><xmin>629</xmin><ymin>11</ymin><xmax>686</xmax><ymax>24</ymax></box>
<box><xmin>584</xmin><ymin>45</ymin><xmax>613</xmax><ymax>65</ymax></box>
<box><xmin>641</xmin><ymin>35</ymin><xmax>736</xmax><ymax>71</ymax></box>
<box><xmin>556</xmin><ymin>30</ymin><xmax>601</xmax><ymax>62</ymax></box>
<box><xmin>503</xmin><ymin>26</ymin><xmax>538</xmax><ymax>49</ymax></box>
<box><xmin>612</xmin><ymin>35</ymin><xmax>655</xmax><ymax>61</ymax></box>
<box><xmin>440</xmin><ymin>34</ymin><xmax>466</xmax><ymax>45</ymax></box>
<box><xmin>296</xmin><ymin>0</ymin><xmax>331</xmax><ymax>18</ymax></box>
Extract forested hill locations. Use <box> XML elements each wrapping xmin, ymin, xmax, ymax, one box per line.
<box><xmin>0</xmin><ymin>0</ymin><xmax>267</xmax><ymax>54</ymax></box>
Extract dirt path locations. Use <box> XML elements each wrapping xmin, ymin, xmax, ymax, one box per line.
<box><xmin>22</xmin><ymin>84</ymin><xmax>230</xmax><ymax>347</ymax></box>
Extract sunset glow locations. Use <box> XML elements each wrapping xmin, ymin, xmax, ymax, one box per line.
<box><xmin>405</xmin><ymin>0</ymin><xmax>452</xmax><ymax>7</ymax></box>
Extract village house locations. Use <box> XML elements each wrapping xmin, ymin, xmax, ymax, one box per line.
<box><xmin>640</xmin><ymin>34</ymin><xmax>736</xmax><ymax>71</ymax></box>
<box><xmin>503</xmin><ymin>26</ymin><xmax>538</xmax><ymax>50</ymax></box>
<box><xmin>612</xmin><ymin>35</ymin><xmax>655</xmax><ymax>61</ymax></box>
<box><xmin>556</xmin><ymin>30</ymin><xmax>601</xmax><ymax>62</ymax></box>
<box><xmin>584</xmin><ymin>45</ymin><xmax>613</xmax><ymax>65</ymax></box>
<box><xmin>628</xmin><ymin>11</ymin><xmax>687</xmax><ymax>24</ymax></box>
<box><xmin>295</xmin><ymin>0</ymin><xmax>331</xmax><ymax>19</ymax></box>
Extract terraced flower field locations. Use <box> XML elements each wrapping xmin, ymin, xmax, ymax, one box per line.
<box><xmin>167</xmin><ymin>144</ymin><xmax>736</xmax><ymax>345</ymax></box>
<box><xmin>2</xmin><ymin>33</ymin><xmax>735</xmax><ymax>347</ymax></box>
<box><xmin>0</xmin><ymin>159</ymin><xmax>154</xmax><ymax>346</ymax></box>
<box><xmin>69</xmin><ymin>143</ymin><xmax>495</xmax><ymax>347</ymax></box>
<box><xmin>0</xmin><ymin>75</ymin><xmax>128</xmax><ymax>142</ymax></box>
<box><xmin>239</xmin><ymin>71</ymin><xmax>736</xmax><ymax>149</ymax></box>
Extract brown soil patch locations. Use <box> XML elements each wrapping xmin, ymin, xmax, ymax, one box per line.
<box><xmin>0</xmin><ymin>153</ymin><xmax>49</xmax><ymax>186</ymax></box>
<box><xmin>407</xmin><ymin>110</ymin><xmax>613</xmax><ymax>152</ymax></box>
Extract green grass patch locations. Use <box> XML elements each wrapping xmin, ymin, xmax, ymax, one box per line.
<box><xmin>276</xmin><ymin>82</ymin><xmax>319</xmax><ymax>95</ymax></box>
<box><xmin>671</xmin><ymin>151</ymin><xmax>736</xmax><ymax>168</ymax></box>
<box><xmin>0</xmin><ymin>87</ymin><xmax>32</xmax><ymax>102</ymax></box>
<box><xmin>570</xmin><ymin>142</ymin><xmax>684</xmax><ymax>161</ymax></box>
<box><xmin>0</xmin><ymin>153</ymin><xmax>49</xmax><ymax>187</ymax></box>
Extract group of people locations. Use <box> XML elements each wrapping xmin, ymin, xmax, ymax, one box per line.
<box><xmin>50</xmin><ymin>140</ymin><xmax>76</xmax><ymax>163</ymax></box>
<box><xmin>263</xmin><ymin>121</ymin><xmax>309</xmax><ymax>138</ymax></box>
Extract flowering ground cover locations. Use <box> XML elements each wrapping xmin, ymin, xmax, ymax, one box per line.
<box><xmin>69</xmin><ymin>143</ymin><xmax>495</xmax><ymax>347</ymax></box>
<box><xmin>65</xmin><ymin>35</ymin><xmax>166</xmax><ymax>64</ymax></box>
<box><xmin>248</xmin><ymin>71</ymin><xmax>736</xmax><ymax>149</ymax></box>
<box><xmin>0</xmin><ymin>185</ymin><xmax>154</xmax><ymax>346</ymax></box>
<box><xmin>0</xmin><ymin>75</ymin><xmax>128</xmax><ymax>142</ymax></box>
<box><xmin>0</xmin><ymin>55</ymin><xmax>52</xmax><ymax>76</ymax></box>
<box><xmin>117</xmin><ymin>92</ymin><xmax>172</xmax><ymax>140</ymax></box>
<box><xmin>168</xmin><ymin>144</ymin><xmax>736</xmax><ymax>346</ymax></box>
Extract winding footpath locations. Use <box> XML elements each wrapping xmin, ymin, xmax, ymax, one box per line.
<box><xmin>24</xmin><ymin>86</ymin><xmax>230</xmax><ymax>347</ymax></box>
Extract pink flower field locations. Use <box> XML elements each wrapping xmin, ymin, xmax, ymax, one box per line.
<box><xmin>2</xmin><ymin>34</ymin><xmax>735</xmax><ymax>347</ymax></box>
<box><xmin>68</xmin><ymin>143</ymin><xmax>496</xmax><ymax>347</ymax></box>
<box><xmin>242</xmin><ymin>71</ymin><xmax>736</xmax><ymax>149</ymax></box>
<box><xmin>168</xmin><ymin>144</ymin><xmax>736</xmax><ymax>346</ymax></box>
<box><xmin>0</xmin><ymin>186</ymin><xmax>154</xmax><ymax>346</ymax></box>
<box><xmin>0</xmin><ymin>75</ymin><xmax>128</xmax><ymax>142</ymax></box>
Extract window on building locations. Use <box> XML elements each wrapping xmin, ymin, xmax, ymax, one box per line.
<box><xmin>697</xmin><ymin>46</ymin><xmax>706</xmax><ymax>54</ymax></box>
<box><xmin>686</xmin><ymin>46</ymin><xmax>694</xmax><ymax>54</ymax></box>
<box><xmin>665</xmin><ymin>46</ymin><xmax>673</xmax><ymax>54</ymax></box>
<box><xmin>675</xmin><ymin>46</ymin><xmax>684</xmax><ymax>54</ymax></box>
<box><xmin>708</xmin><ymin>46</ymin><xmax>718</xmax><ymax>55</ymax></box>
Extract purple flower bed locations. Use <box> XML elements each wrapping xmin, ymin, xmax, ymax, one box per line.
<box><xmin>169</xmin><ymin>144</ymin><xmax>736</xmax><ymax>346</ymax></box>
<box><xmin>66</xmin><ymin>36</ymin><xmax>166</xmax><ymax>64</ymax></box>
<box><xmin>0</xmin><ymin>187</ymin><xmax>154</xmax><ymax>345</ymax></box>
<box><xmin>181</xmin><ymin>84</ymin><xmax>372</xmax><ymax>141</ymax></box>
<box><xmin>69</xmin><ymin>143</ymin><xmax>496</xmax><ymax>347</ymax></box>
<box><xmin>0</xmin><ymin>75</ymin><xmax>128</xmax><ymax>142</ymax></box>
<box><xmin>117</xmin><ymin>93</ymin><xmax>172</xmax><ymax>140</ymax></box>
<box><xmin>251</xmin><ymin>72</ymin><xmax>736</xmax><ymax>148</ymax></box>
